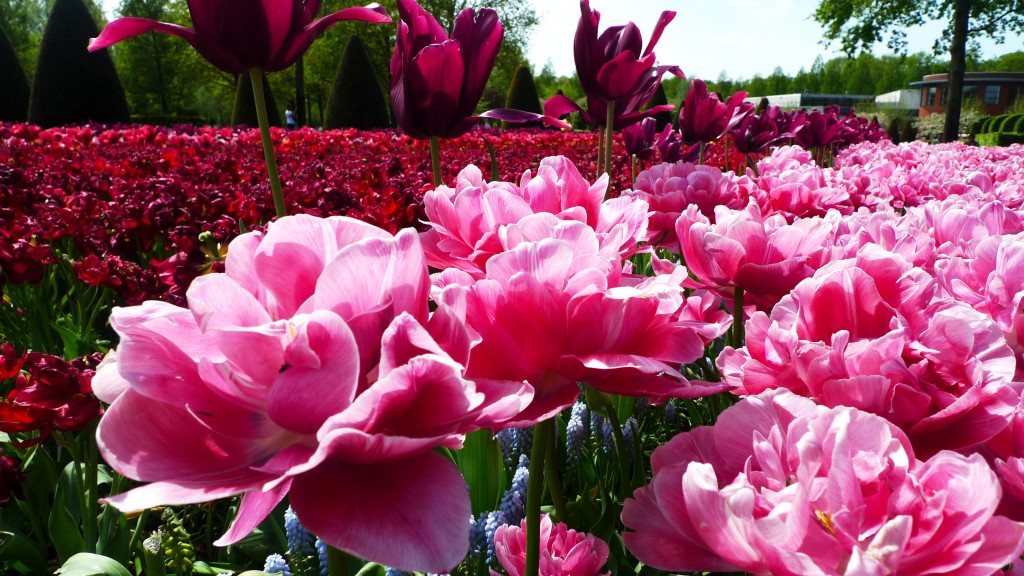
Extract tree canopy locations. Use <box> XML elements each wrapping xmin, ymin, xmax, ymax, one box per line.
<box><xmin>814</xmin><ymin>0</ymin><xmax>1024</xmax><ymax>141</ymax></box>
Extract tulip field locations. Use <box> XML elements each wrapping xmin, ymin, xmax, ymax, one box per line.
<box><xmin>3</xmin><ymin>114</ymin><xmax>1024</xmax><ymax>575</ymax></box>
<box><xmin>5</xmin><ymin>0</ymin><xmax>1024</xmax><ymax>573</ymax></box>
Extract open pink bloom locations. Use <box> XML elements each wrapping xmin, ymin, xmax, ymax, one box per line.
<box><xmin>89</xmin><ymin>0</ymin><xmax>389</xmax><ymax>73</ymax></box>
<box><xmin>492</xmin><ymin>514</ymin><xmax>610</xmax><ymax>576</ymax></box>
<box><xmin>420</xmin><ymin>156</ymin><xmax>647</xmax><ymax>277</ymax></box>
<box><xmin>623</xmin><ymin>389</ymin><xmax>1024</xmax><ymax>575</ymax></box>
<box><xmin>675</xmin><ymin>202</ymin><xmax>841</xmax><ymax>309</ymax></box>
<box><xmin>433</xmin><ymin>213</ymin><xmax>722</xmax><ymax>424</ymax></box>
<box><xmin>94</xmin><ymin>214</ymin><xmax>531</xmax><ymax>573</ymax></box>
<box><xmin>720</xmin><ymin>246</ymin><xmax>1021</xmax><ymax>456</ymax></box>
<box><xmin>626</xmin><ymin>161</ymin><xmax>744</xmax><ymax>249</ymax></box>
<box><xmin>936</xmin><ymin>232</ymin><xmax>1024</xmax><ymax>361</ymax></box>
<box><xmin>748</xmin><ymin>145</ymin><xmax>853</xmax><ymax>219</ymax></box>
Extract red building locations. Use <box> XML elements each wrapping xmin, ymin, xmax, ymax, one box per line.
<box><xmin>910</xmin><ymin>71</ymin><xmax>1024</xmax><ymax>117</ymax></box>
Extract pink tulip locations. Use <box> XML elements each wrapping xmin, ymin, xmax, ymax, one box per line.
<box><xmin>420</xmin><ymin>156</ymin><xmax>647</xmax><ymax>277</ymax></box>
<box><xmin>720</xmin><ymin>246</ymin><xmax>1021</xmax><ymax>456</ymax></box>
<box><xmin>95</xmin><ymin>214</ymin><xmax>532</xmax><ymax>573</ymax></box>
<box><xmin>625</xmin><ymin>161</ymin><xmax>745</xmax><ymax>250</ymax></box>
<box><xmin>492</xmin><ymin>514</ymin><xmax>610</xmax><ymax>576</ymax></box>
<box><xmin>675</xmin><ymin>202</ymin><xmax>841</xmax><ymax>309</ymax></box>
<box><xmin>434</xmin><ymin>213</ymin><xmax>722</xmax><ymax>424</ymax></box>
<box><xmin>749</xmin><ymin>145</ymin><xmax>853</xmax><ymax>219</ymax></box>
<box><xmin>623</xmin><ymin>388</ymin><xmax>1024</xmax><ymax>575</ymax></box>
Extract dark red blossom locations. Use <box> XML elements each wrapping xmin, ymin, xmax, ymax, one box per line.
<box><xmin>0</xmin><ymin>352</ymin><xmax>103</xmax><ymax>445</ymax></box>
<box><xmin>0</xmin><ymin>455</ymin><xmax>25</xmax><ymax>505</ymax></box>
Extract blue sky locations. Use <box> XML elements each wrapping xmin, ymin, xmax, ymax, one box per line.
<box><xmin>526</xmin><ymin>0</ymin><xmax>1024</xmax><ymax>81</ymax></box>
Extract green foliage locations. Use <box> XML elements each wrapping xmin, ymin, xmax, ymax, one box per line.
<box><xmin>978</xmin><ymin>131</ymin><xmax>1024</xmax><ymax>145</ymax></box>
<box><xmin>0</xmin><ymin>0</ymin><xmax>46</xmax><ymax>79</ymax></box>
<box><xmin>324</xmin><ymin>35</ymin><xmax>389</xmax><ymax>130</ymax></box>
<box><xmin>642</xmin><ymin>82</ymin><xmax>672</xmax><ymax>131</ymax></box>
<box><xmin>0</xmin><ymin>25</ymin><xmax>29</xmax><ymax>121</ymax></box>
<box><xmin>232</xmin><ymin>71</ymin><xmax>281</xmax><ymax>128</ymax></box>
<box><xmin>502</xmin><ymin>63</ymin><xmax>541</xmax><ymax>128</ymax></box>
<box><xmin>55</xmin><ymin>553</ymin><xmax>132</xmax><ymax>576</ymax></box>
<box><xmin>28</xmin><ymin>0</ymin><xmax>130</xmax><ymax>127</ymax></box>
<box><xmin>899</xmin><ymin>118</ymin><xmax>917</xmax><ymax>142</ymax></box>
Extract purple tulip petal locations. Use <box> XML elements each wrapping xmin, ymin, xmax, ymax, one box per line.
<box><xmin>273</xmin><ymin>5</ymin><xmax>391</xmax><ymax>71</ymax></box>
<box><xmin>406</xmin><ymin>40</ymin><xmax>465</xmax><ymax>144</ymax></box>
<box><xmin>290</xmin><ymin>450</ymin><xmax>471</xmax><ymax>573</ymax></box>
<box><xmin>473</xmin><ymin>108</ymin><xmax>571</xmax><ymax>130</ymax></box>
<box><xmin>574</xmin><ymin>0</ymin><xmax>603</xmax><ymax>97</ymax></box>
<box><xmin>451</xmin><ymin>8</ymin><xmax>503</xmax><ymax>118</ymax></box>
<box><xmin>642</xmin><ymin>11</ymin><xmax>675</xmax><ymax>57</ymax></box>
<box><xmin>544</xmin><ymin>94</ymin><xmax>589</xmax><ymax>124</ymax></box>
<box><xmin>88</xmin><ymin>17</ymin><xmax>197</xmax><ymax>52</ymax></box>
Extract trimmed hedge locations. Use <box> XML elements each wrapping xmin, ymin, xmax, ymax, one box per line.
<box><xmin>324</xmin><ymin>35</ymin><xmax>389</xmax><ymax>130</ymax></box>
<box><xmin>28</xmin><ymin>0</ymin><xmax>130</xmax><ymax>127</ymax></box>
<box><xmin>977</xmin><ymin>132</ymin><xmax>1024</xmax><ymax>146</ymax></box>
<box><xmin>503</xmin><ymin>64</ymin><xmax>542</xmax><ymax>129</ymax></box>
<box><xmin>0</xmin><ymin>26</ymin><xmax>29</xmax><ymax>122</ymax></box>
<box><xmin>231</xmin><ymin>71</ymin><xmax>281</xmax><ymax>128</ymax></box>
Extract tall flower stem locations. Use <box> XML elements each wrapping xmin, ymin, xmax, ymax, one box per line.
<box><xmin>525</xmin><ymin>418</ymin><xmax>554</xmax><ymax>576</ymax></box>
<box><xmin>630</xmin><ymin>155</ymin><xmax>637</xmax><ymax>187</ymax></box>
<box><xmin>604</xmin><ymin>406</ymin><xmax>633</xmax><ymax>498</ymax></box>
<box><xmin>733</xmin><ymin>285</ymin><xmax>745</xmax><ymax>346</ymax></box>
<box><xmin>597</xmin><ymin>129</ymin><xmax>605</xmax><ymax>177</ymax></box>
<box><xmin>698</xmin><ymin>141</ymin><xmax>706</xmax><ymax>165</ymax></box>
<box><xmin>250</xmin><ymin>69</ymin><xmax>287</xmax><ymax>218</ymax></box>
<box><xmin>327</xmin><ymin>545</ymin><xmax>351</xmax><ymax>576</ymax></box>
<box><xmin>544</xmin><ymin>427</ymin><xmax>569</xmax><ymax>522</ymax></box>
<box><xmin>430</xmin><ymin>136</ymin><xmax>442</xmax><ymax>187</ymax></box>
<box><xmin>83</xmin><ymin>425</ymin><xmax>99</xmax><ymax>553</ymax></box>
<box><xmin>604</xmin><ymin>99</ymin><xmax>615</xmax><ymax>182</ymax></box>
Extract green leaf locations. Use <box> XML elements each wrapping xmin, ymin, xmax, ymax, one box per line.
<box><xmin>54</xmin><ymin>553</ymin><xmax>132</xmax><ymax>576</ymax></box>
<box><xmin>455</xmin><ymin>429</ymin><xmax>504</xmax><ymax>515</ymax></box>
<box><xmin>0</xmin><ymin>530</ymin><xmax>49</xmax><ymax>574</ymax></box>
<box><xmin>51</xmin><ymin>321</ymin><xmax>82</xmax><ymax>359</ymax></box>
<box><xmin>354</xmin><ymin>562</ymin><xmax>388</xmax><ymax>576</ymax></box>
<box><xmin>48</xmin><ymin>481</ymin><xmax>85</xmax><ymax>563</ymax></box>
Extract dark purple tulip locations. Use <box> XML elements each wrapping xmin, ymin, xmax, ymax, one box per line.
<box><xmin>391</xmin><ymin>0</ymin><xmax>565</xmax><ymax>140</ymax></box>
<box><xmin>574</xmin><ymin>0</ymin><xmax>681</xmax><ymax>103</ymax></box>
<box><xmin>622</xmin><ymin>117</ymin><xmax>658</xmax><ymax>160</ymax></box>
<box><xmin>795</xmin><ymin>106</ymin><xmax>845</xmax><ymax>150</ymax></box>
<box><xmin>678</xmin><ymin>79</ymin><xmax>753</xmax><ymax>145</ymax></box>
<box><xmin>655</xmin><ymin>124</ymin><xmax>683</xmax><ymax>163</ymax></box>
<box><xmin>89</xmin><ymin>0</ymin><xmax>390</xmax><ymax>73</ymax></box>
<box><xmin>729</xmin><ymin>105</ymin><xmax>801</xmax><ymax>155</ymax></box>
<box><xmin>543</xmin><ymin>93</ymin><xmax>675</xmax><ymax>130</ymax></box>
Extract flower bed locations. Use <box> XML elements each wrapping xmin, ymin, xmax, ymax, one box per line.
<box><xmin>3</xmin><ymin>119</ymin><xmax>1024</xmax><ymax>575</ymax></box>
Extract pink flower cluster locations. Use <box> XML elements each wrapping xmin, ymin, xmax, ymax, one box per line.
<box><xmin>624</xmin><ymin>389</ymin><xmax>1024</xmax><ymax>575</ymax></box>
<box><xmin>493</xmin><ymin>515</ymin><xmax>610</xmax><ymax>576</ymax></box>
<box><xmin>624</xmin><ymin>141</ymin><xmax>1024</xmax><ymax>572</ymax></box>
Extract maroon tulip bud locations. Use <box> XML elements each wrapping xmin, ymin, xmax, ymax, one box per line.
<box><xmin>573</xmin><ymin>1</ymin><xmax>681</xmax><ymax>103</ymax></box>
<box><xmin>622</xmin><ymin>117</ymin><xmax>658</xmax><ymax>160</ymax></box>
<box><xmin>89</xmin><ymin>0</ymin><xmax>391</xmax><ymax>73</ymax></box>
<box><xmin>391</xmin><ymin>0</ymin><xmax>566</xmax><ymax>140</ymax></box>
<box><xmin>679</xmin><ymin>79</ymin><xmax>752</xmax><ymax>146</ymax></box>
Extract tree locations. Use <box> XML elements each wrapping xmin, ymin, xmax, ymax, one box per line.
<box><xmin>0</xmin><ymin>0</ymin><xmax>46</xmax><ymax>79</ymax></box>
<box><xmin>814</xmin><ymin>0</ymin><xmax>1024</xmax><ymax>142</ymax></box>
<box><xmin>0</xmin><ymin>25</ymin><xmax>29</xmax><ymax>121</ymax></box>
<box><xmin>113</xmin><ymin>0</ymin><xmax>183</xmax><ymax>116</ymax></box>
<box><xmin>28</xmin><ymin>0</ymin><xmax>131</xmax><ymax>126</ymax></box>
<box><xmin>324</xmin><ymin>35</ymin><xmax>389</xmax><ymax>129</ymax></box>
<box><xmin>503</xmin><ymin>63</ymin><xmax>542</xmax><ymax>128</ymax></box>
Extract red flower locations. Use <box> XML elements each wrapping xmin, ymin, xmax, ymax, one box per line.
<box><xmin>0</xmin><ymin>352</ymin><xmax>103</xmax><ymax>445</ymax></box>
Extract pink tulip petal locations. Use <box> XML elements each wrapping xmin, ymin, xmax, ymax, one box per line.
<box><xmin>104</xmin><ymin>477</ymin><xmax>260</xmax><ymax>512</ymax></box>
<box><xmin>214</xmin><ymin>480</ymin><xmax>291</xmax><ymax>546</ymax></box>
<box><xmin>290</xmin><ymin>450</ymin><xmax>470</xmax><ymax>573</ymax></box>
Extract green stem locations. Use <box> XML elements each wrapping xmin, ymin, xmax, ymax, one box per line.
<box><xmin>525</xmin><ymin>419</ymin><xmax>554</xmax><ymax>576</ymax></box>
<box><xmin>83</xmin><ymin>426</ymin><xmax>99</xmax><ymax>553</ymax></box>
<box><xmin>250</xmin><ymin>68</ymin><xmax>287</xmax><ymax>218</ymax></box>
<box><xmin>543</xmin><ymin>426</ymin><xmax>569</xmax><ymax>522</ymax></box>
<box><xmin>429</xmin><ymin>135</ymin><xmax>442</xmax><ymax>187</ymax></box>
<box><xmin>127</xmin><ymin>508</ymin><xmax>150</xmax><ymax>557</ymax></box>
<box><xmin>604</xmin><ymin>407</ymin><xmax>632</xmax><ymax>498</ymax></box>
<box><xmin>327</xmin><ymin>546</ymin><xmax>351</xmax><ymax>576</ymax></box>
<box><xmin>733</xmin><ymin>285</ymin><xmax>745</xmax><ymax>346</ymax></box>
<box><xmin>630</xmin><ymin>154</ymin><xmax>637</xmax><ymax>187</ymax></box>
<box><xmin>604</xmin><ymin>99</ymin><xmax>615</xmax><ymax>186</ymax></box>
<box><xmin>698</xmin><ymin>141</ymin><xmax>706</xmax><ymax>165</ymax></box>
<box><xmin>597</xmin><ymin>128</ymin><xmax>604</xmax><ymax>177</ymax></box>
